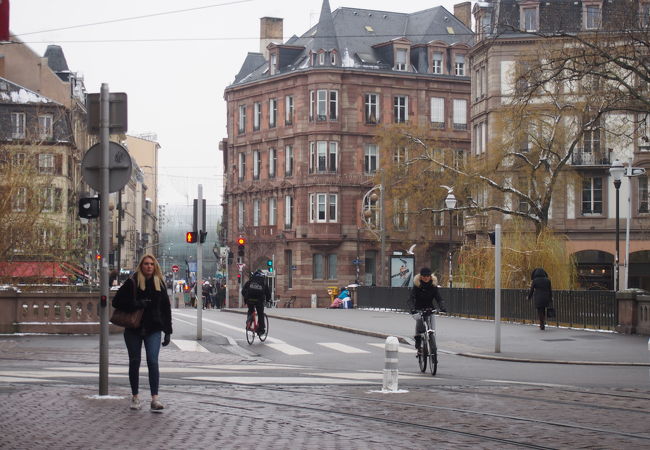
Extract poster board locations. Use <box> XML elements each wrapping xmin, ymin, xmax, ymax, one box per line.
<box><xmin>390</xmin><ymin>255</ymin><xmax>414</xmax><ymax>288</ymax></box>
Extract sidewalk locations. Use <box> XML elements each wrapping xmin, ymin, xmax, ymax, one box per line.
<box><xmin>227</xmin><ymin>307</ymin><xmax>650</xmax><ymax>366</ymax></box>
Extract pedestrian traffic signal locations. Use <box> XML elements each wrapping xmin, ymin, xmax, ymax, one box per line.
<box><xmin>266</xmin><ymin>259</ymin><xmax>273</xmax><ymax>272</ymax></box>
<box><xmin>227</xmin><ymin>251</ymin><xmax>234</xmax><ymax>265</ymax></box>
<box><xmin>237</xmin><ymin>237</ymin><xmax>246</xmax><ymax>256</ymax></box>
<box><xmin>186</xmin><ymin>231</ymin><xmax>198</xmax><ymax>243</ymax></box>
<box><xmin>95</xmin><ymin>253</ymin><xmax>102</xmax><ymax>261</ymax></box>
<box><xmin>199</xmin><ymin>230</ymin><xmax>207</xmax><ymax>243</ymax></box>
<box><xmin>78</xmin><ymin>197</ymin><xmax>100</xmax><ymax>219</ymax></box>
<box><xmin>237</xmin><ymin>273</ymin><xmax>242</xmax><ymax>284</ymax></box>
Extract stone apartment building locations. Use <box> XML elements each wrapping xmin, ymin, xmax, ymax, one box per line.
<box><xmin>470</xmin><ymin>0</ymin><xmax>650</xmax><ymax>290</ymax></box>
<box><xmin>222</xmin><ymin>1</ymin><xmax>473</xmax><ymax>305</ymax></box>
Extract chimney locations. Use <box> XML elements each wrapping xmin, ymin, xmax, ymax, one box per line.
<box><xmin>260</xmin><ymin>17</ymin><xmax>283</xmax><ymax>60</ymax></box>
<box><xmin>453</xmin><ymin>2</ymin><xmax>472</xmax><ymax>29</ymax></box>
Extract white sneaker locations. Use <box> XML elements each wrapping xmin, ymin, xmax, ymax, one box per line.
<box><xmin>130</xmin><ymin>396</ymin><xmax>141</xmax><ymax>410</ymax></box>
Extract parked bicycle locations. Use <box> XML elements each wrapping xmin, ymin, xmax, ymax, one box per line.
<box><xmin>245</xmin><ymin>309</ymin><xmax>269</xmax><ymax>345</ymax></box>
<box><xmin>412</xmin><ymin>308</ymin><xmax>438</xmax><ymax>375</ymax></box>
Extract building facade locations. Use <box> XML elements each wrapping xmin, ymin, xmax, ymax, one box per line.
<box><xmin>470</xmin><ymin>0</ymin><xmax>650</xmax><ymax>290</ymax></box>
<box><xmin>222</xmin><ymin>1</ymin><xmax>473</xmax><ymax>305</ymax></box>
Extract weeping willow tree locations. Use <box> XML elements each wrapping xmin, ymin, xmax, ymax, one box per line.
<box><xmin>456</xmin><ymin>219</ymin><xmax>577</xmax><ymax>290</ymax></box>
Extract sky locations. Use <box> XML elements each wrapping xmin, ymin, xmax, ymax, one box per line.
<box><xmin>9</xmin><ymin>0</ymin><xmax>466</xmax><ymax>207</ymax></box>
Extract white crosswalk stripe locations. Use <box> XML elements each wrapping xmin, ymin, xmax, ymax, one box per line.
<box><xmin>265</xmin><ymin>342</ymin><xmax>312</xmax><ymax>355</ymax></box>
<box><xmin>318</xmin><ymin>342</ymin><xmax>370</xmax><ymax>353</ymax></box>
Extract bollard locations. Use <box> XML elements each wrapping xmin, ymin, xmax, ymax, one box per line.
<box><xmin>382</xmin><ymin>336</ymin><xmax>399</xmax><ymax>392</ymax></box>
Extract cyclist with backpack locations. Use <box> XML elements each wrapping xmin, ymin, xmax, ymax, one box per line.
<box><xmin>242</xmin><ymin>270</ymin><xmax>270</xmax><ymax>336</ymax></box>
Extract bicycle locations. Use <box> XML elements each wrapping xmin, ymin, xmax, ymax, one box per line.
<box><xmin>245</xmin><ymin>308</ymin><xmax>269</xmax><ymax>345</ymax></box>
<box><xmin>412</xmin><ymin>308</ymin><xmax>438</xmax><ymax>376</ymax></box>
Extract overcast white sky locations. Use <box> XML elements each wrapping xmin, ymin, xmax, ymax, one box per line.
<box><xmin>10</xmin><ymin>0</ymin><xmax>466</xmax><ymax>207</ymax></box>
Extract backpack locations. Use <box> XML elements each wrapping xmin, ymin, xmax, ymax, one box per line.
<box><xmin>247</xmin><ymin>279</ymin><xmax>265</xmax><ymax>299</ymax></box>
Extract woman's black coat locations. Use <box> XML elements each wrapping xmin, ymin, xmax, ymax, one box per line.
<box><xmin>527</xmin><ymin>268</ymin><xmax>552</xmax><ymax>309</ymax></box>
<box><xmin>112</xmin><ymin>277</ymin><xmax>173</xmax><ymax>335</ymax></box>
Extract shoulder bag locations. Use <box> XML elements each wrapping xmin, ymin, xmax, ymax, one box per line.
<box><xmin>110</xmin><ymin>278</ymin><xmax>144</xmax><ymax>329</ymax></box>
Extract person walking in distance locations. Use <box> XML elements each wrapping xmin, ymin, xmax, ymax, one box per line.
<box><xmin>112</xmin><ymin>254</ymin><xmax>173</xmax><ymax>412</ymax></box>
<box><xmin>528</xmin><ymin>268</ymin><xmax>553</xmax><ymax>330</ymax></box>
<box><xmin>242</xmin><ymin>270</ymin><xmax>270</xmax><ymax>336</ymax></box>
<box><xmin>408</xmin><ymin>267</ymin><xmax>446</xmax><ymax>355</ymax></box>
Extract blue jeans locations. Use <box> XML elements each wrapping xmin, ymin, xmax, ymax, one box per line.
<box><xmin>123</xmin><ymin>328</ymin><xmax>161</xmax><ymax>396</ymax></box>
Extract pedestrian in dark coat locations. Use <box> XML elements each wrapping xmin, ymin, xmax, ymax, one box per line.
<box><xmin>527</xmin><ymin>267</ymin><xmax>552</xmax><ymax>330</ymax></box>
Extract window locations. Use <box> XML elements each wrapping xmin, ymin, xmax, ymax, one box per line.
<box><xmin>582</xmin><ymin>176</ymin><xmax>603</xmax><ymax>214</ymax></box>
<box><xmin>432</xmin><ymin>52</ymin><xmax>443</xmax><ymax>74</ymax></box>
<box><xmin>269</xmin><ymin>98</ymin><xmax>277</xmax><ymax>128</ymax></box>
<box><xmin>393</xmin><ymin>199</ymin><xmax>408</xmax><ymax>230</ymax></box>
<box><xmin>238</xmin><ymin>153</ymin><xmax>246</xmax><ymax>180</ymax></box>
<box><xmin>12</xmin><ymin>187</ymin><xmax>27</xmax><ymax>212</ymax></box>
<box><xmin>319</xmin><ymin>52</ymin><xmax>325</xmax><ymax>65</ymax></box>
<box><xmin>522</xmin><ymin>7</ymin><xmax>538</xmax><ymax>32</ymax></box>
<box><xmin>12</xmin><ymin>153</ymin><xmax>26</xmax><ymax>166</ymax></box>
<box><xmin>517</xmin><ymin>177</ymin><xmax>530</xmax><ymax>212</ymax></box>
<box><xmin>38</xmin><ymin>154</ymin><xmax>54</xmax><ymax>174</ymax></box>
<box><xmin>452</xmin><ymin>99</ymin><xmax>467</xmax><ymax>130</ymax></box>
<box><xmin>330</xmin><ymin>51</ymin><xmax>337</xmax><ymax>65</ymax></box>
<box><xmin>253</xmin><ymin>150</ymin><xmax>261</xmax><ymax>180</ymax></box>
<box><xmin>393</xmin><ymin>96</ymin><xmax>408</xmax><ymax>123</ymax></box>
<box><xmin>238</xmin><ymin>105</ymin><xmax>246</xmax><ymax>134</ymax></box>
<box><xmin>285</xmin><ymin>145</ymin><xmax>294</xmax><ymax>176</ymax></box>
<box><xmin>268</xmin><ymin>148</ymin><xmax>277</xmax><ymax>178</ymax></box>
<box><xmin>309</xmin><ymin>141</ymin><xmax>338</xmax><ymax>173</ymax></box>
<box><xmin>310</xmin><ymin>89</ymin><xmax>338</xmax><ymax>121</ymax></box>
<box><xmin>309</xmin><ymin>193</ymin><xmax>338</xmax><ymax>222</ymax></box>
<box><xmin>269</xmin><ymin>197</ymin><xmax>277</xmax><ymax>226</ymax></box>
<box><xmin>270</xmin><ymin>53</ymin><xmax>278</xmax><ymax>75</ymax></box>
<box><xmin>454</xmin><ymin>55</ymin><xmax>465</xmax><ymax>76</ymax></box>
<box><xmin>39</xmin><ymin>228</ymin><xmax>54</xmax><ymax>247</ymax></box>
<box><xmin>285</xmin><ymin>96</ymin><xmax>294</xmax><ymax>125</ymax></box>
<box><xmin>364</xmin><ymin>144</ymin><xmax>379</xmax><ymax>174</ymax></box>
<box><xmin>395</xmin><ymin>48</ymin><xmax>408</xmax><ymax>71</ymax></box>
<box><xmin>642</xmin><ymin>2</ymin><xmax>650</xmax><ymax>27</ymax></box>
<box><xmin>430</xmin><ymin>97</ymin><xmax>445</xmax><ymax>128</ymax></box>
<box><xmin>284</xmin><ymin>195</ymin><xmax>293</xmax><ymax>228</ymax></box>
<box><xmin>452</xmin><ymin>149</ymin><xmax>465</xmax><ymax>170</ymax></box>
<box><xmin>365</xmin><ymin>93</ymin><xmax>379</xmax><ymax>124</ymax></box>
<box><xmin>313</xmin><ymin>253</ymin><xmax>337</xmax><ymax>280</ymax></box>
<box><xmin>474</xmin><ymin>123</ymin><xmax>485</xmax><ymax>155</ymax></box>
<box><xmin>253</xmin><ymin>199</ymin><xmax>260</xmax><ymax>226</ymax></box>
<box><xmin>639</xmin><ymin>176</ymin><xmax>648</xmax><ymax>213</ymax></box>
<box><xmin>583</xmin><ymin>122</ymin><xmax>601</xmax><ymax>154</ymax></box>
<box><xmin>41</xmin><ymin>187</ymin><xmax>55</xmax><ymax>212</ymax></box>
<box><xmin>584</xmin><ymin>3</ymin><xmax>601</xmax><ymax>29</ymax></box>
<box><xmin>11</xmin><ymin>112</ymin><xmax>25</xmax><ymax>139</ymax></box>
<box><xmin>393</xmin><ymin>147</ymin><xmax>408</xmax><ymax>166</ymax></box>
<box><xmin>253</xmin><ymin>102</ymin><xmax>261</xmax><ymax>131</ymax></box>
<box><xmin>238</xmin><ymin>200</ymin><xmax>245</xmax><ymax>229</ymax></box>
<box><xmin>39</xmin><ymin>114</ymin><xmax>53</xmax><ymax>140</ymax></box>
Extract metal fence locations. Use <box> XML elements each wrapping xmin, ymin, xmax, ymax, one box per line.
<box><xmin>356</xmin><ymin>286</ymin><xmax>618</xmax><ymax>330</ymax></box>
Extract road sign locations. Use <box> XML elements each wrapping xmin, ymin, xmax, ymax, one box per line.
<box><xmin>171</xmin><ymin>265</ymin><xmax>180</xmax><ymax>273</ymax></box>
<box><xmin>81</xmin><ymin>141</ymin><xmax>133</xmax><ymax>193</ymax></box>
<box><xmin>237</xmin><ymin>263</ymin><xmax>245</xmax><ymax>272</ymax></box>
<box><xmin>352</xmin><ymin>259</ymin><xmax>362</xmax><ymax>265</ymax></box>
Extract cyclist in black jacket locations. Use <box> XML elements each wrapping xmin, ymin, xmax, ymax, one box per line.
<box><xmin>242</xmin><ymin>270</ymin><xmax>270</xmax><ymax>336</ymax></box>
<box><xmin>408</xmin><ymin>267</ymin><xmax>446</xmax><ymax>353</ymax></box>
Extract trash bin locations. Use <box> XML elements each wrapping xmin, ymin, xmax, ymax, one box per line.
<box><xmin>311</xmin><ymin>293</ymin><xmax>318</xmax><ymax>308</ymax></box>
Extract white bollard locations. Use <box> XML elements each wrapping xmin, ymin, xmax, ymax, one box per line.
<box><xmin>382</xmin><ymin>336</ymin><xmax>399</xmax><ymax>392</ymax></box>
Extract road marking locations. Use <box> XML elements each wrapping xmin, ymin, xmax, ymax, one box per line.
<box><xmin>265</xmin><ymin>343</ymin><xmax>312</xmax><ymax>355</ymax></box>
<box><xmin>482</xmin><ymin>379</ymin><xmax>577</xmax><ymax>388</ymax></box>
<box><xmin>302</xmin><ymin>372</ymin><xmax>423</xmax><ymax>380</ymax></box>
<box><xmin>172</xmin><ymin>339</ymin><xmax>210</xmax><ymax>352</ymax></box>
<box><xmin>368</xmin><ymin>343</ymin><xmax>417</xmax><ymax>354</ymax></box>
<box><xmin>318</xmin><ymin>343</ymin><xmax>370</xmax><ymax>353</ymax></box>
<box><xmin>0</xmin><ymin>376</ymin><xmax>62</xmax><ymax>383</ymax></box>
<box><xmin>186</xmin><ymin>376</ymin><xmax>372</xmax><ymax>385</ymax></box>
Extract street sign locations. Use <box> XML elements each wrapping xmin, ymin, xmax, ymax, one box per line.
<box><xmin>352</xmin><ymin>259</ymin><xmax>362</xmax><ymax>265</ymax></box>
<box><xmin>81</xmin><ymin>141</ymin><xmax>133</xmax><ymax>193</ymax></box>
<box><xmin>237</xmin><ymin>263</ymin><xmax>245</xmax><ymax>272</ymax></box>
<box><xmin>87</xmin><ymin>92</ymin><xmax>128</xmax><ymax>134</ymax></box>
<box><xmin>626</xmin><ymin>167</ymin><xmax>646</xmax><ymax>177</ymax></box>
<box><xmin>171</xmin><ymin>265</ymin><xmax>180</xmax><ymax>273</ymax></box>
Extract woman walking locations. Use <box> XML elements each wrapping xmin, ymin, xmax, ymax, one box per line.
<box><xmin>527</xmin><ymin>268</ymin><xmax>553</xmax><ymax>330</ymax></box>
<box><xmin>112</xmin><ymin>254</ymin><xmax>173</xmax><ymax>411</ymax></box>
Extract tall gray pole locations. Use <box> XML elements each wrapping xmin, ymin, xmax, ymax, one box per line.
<box><xmin>196</xmin><ymin>184</ymin><xmax>203</xmax><ymax>340</ymax></box>
<box><xmin>99</xmin><ymin>84</ymin><xmax>110</xmax><ymax>394</ymax></box>
<box><xmin>379</xmin><ymin>183</ymin><xmax>386</xmax><ymax>286</ymax></box>
<box><xmin>494</xmin><ymin>224</ymin><xmax>501</xmax><ymax>353</ymax></box>
<box><xmin>624</xmin><ymin>158</ymin><xmax>632</xmax><ymax>290</ymax></box>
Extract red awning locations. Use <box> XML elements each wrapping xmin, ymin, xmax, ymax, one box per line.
<box><xmin>0</xmin><ymin>261</ymin><xmax>71</xmax><ymax>280</ymax></box>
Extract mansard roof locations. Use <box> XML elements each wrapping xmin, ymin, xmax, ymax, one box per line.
<box><xmin>0</xmin><ymin>77</ymin><xmax>61</xmax><ymax>106</ymax></box>
<box><xmin>229</xmin><ymin>2</ymin><xmax>473</xmax><ymax>87</ymax></box>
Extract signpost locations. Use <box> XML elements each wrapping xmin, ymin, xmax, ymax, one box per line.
<box><xmin>171</xmin><ymin>265</ymin><xmax>180</xmax><ymax>273</ymax></box>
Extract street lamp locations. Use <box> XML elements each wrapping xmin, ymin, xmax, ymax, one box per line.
<box><xmin>361</xmin><ymin>184</ymin><xmax>385</xmax><ymax>286</ymax></box>
<box><xmin>609</xmin><ymin>159</ymin><xmax>625</xmax><ymax>291</ymax></box>
<box><xmin>444</xmin><ymin>190</ymin><xmax>457</xmax><ymax>288</ymax></box>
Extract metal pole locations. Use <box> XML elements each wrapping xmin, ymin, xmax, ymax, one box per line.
<box><xmin>448</xmin><ymin>210</ymin><xmax>453</xmax><ymax>288</ymax></box>
<box><xmin>98</xmin><ymin>83</ymin><xmax>110</xmax><ymax>395</ymax></box>
<box><xmin>624</xmin><ymin>160</ymin><xmax>632</xmax><ymax>290</ymax></box>
<box><xmin>196</xmin><ymin>184</ymin><xmax>203</xmax><ymax>340</ymax></box>
<box><xmin>271</xmin><ymin>253</ymin><xmax>275</xmax><ymax>304</ymax></box>
<box><xmin>614</xmin><ymin>179</ymin><xmax>621</xmax><ymax>291</ymax></box>
<box><xmin>494</xmin><ymin>224</ymin><xmax>501</xmax><ymax>353</ymax></box>
<box><xmin>225</xmin><ymin>250</ymin><xmax>230</xmax><ymax>307</ymax></box>
<box><xmin>379</xmin><ymin>183</ymin><xmax>386</xmax><ymax>286</ymax></box>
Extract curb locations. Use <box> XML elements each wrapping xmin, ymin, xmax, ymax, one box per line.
<box><xmin>221</xmin><ymin>309</ymin><xmax>649</xmax><ymax>367</ymax></box>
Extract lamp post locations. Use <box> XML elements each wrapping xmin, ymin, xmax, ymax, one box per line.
<box><xmin>362</xmin><ymin>184</ymin><xmax>385</xmax><ymax>286</ymax></box>
<box><xmin>445</xmin><ymin>191</ymin><xmax>457</xmax><ymax>288</ymax></box>
<box><xmin>609</xmin><ymin>159</ymin><xmax>625</xmax><ymax>292</ymax></box>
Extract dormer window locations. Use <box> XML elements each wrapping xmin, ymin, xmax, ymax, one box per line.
<box><xmin>432</xmin><ymin>52</ymin><xmax>443</xmax><ymax>74</ymax></box>
<box><xmin>270</xmin><ymin>52</ymin><xmax>278</xmax><ymax>75</ymax></box>
<box><xmin>319</xmin><ymin>52</ymin><xmax>325</xmax><ymax>65</ymax></box>
<box><xmin>395</xmin><ymin>48</ymin><xmax>409</xmax><ymax>71</ymax></box>
<box><xmin>520</xmin><ymin>3</ymin><xmax>539</xmax><ymax>32</ymax></box>
<box><xmin>455</xmin><ymin>55</ymin><xmax>466</xmax><ymax>76</ymax></box>
<box><xmin>330</xmin><ymin>51</ymin><xmax>336</xmax><ymax>65</ymax></box>
<box><xmin>583</xmin><ymin>2</ymin><xmax>602</xmax><ymax>30</ymax></box>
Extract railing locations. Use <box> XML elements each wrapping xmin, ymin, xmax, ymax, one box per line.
<box><xmin>570</xmin><ymin>151</ymin><xmax>611</xmax><ymax>166</ymax></box>
<box><xmin>464</xmin><ymin>215</ymin><xmax>489</xmax><ymax>234</ymax></box>
<box><xmin>356</xmin><ymin>286</ymin><xmax>618</xmax><ymax>330</ymax></box>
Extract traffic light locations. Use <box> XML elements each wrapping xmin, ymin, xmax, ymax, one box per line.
<box><xmin>237</xmin><ymin>237</ymin><xmax>246</xmax><ymax>256</ymax></box>
<box><xmin>266</xmin><ymin>259</ymin><xmax>273</xmax><ymax>272</ymax></box>
<box><xmin>237</xmin><ymin>273</ymin><xmax>242</xmax><ymax>284</ymax></box>
<box><xmin>186</xmin><ymin>231</ymin><xmax>198</xmax><ymax>243</ymax></box>
<box><xmin>95</xmin><ymin>253</ymin><xmax>102</xmax><ymax>261</ymax></box>
<box><xmin>78</xmin><ymin>197</ymin><xmax>100</xmax><ymax>219</ymax></box>
<box><xmin>227</xmin><ymin>251</ymin><xmax>234</xmax><ymax>265</ymax></box>
<box><xmin>199</xmin><ymin>230</ymin><xmax>207</xmax><ymax>243</ymax></box>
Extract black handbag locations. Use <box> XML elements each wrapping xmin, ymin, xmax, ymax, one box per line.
<box><xmin>110</xmin><ymin>277</ymin><xmax>143</xmax><ymax>328</ymax></box>
<box><xmin>546</xmin><ymin>306</ymin><xmax>556</xmax><ymax>319</ymax></box>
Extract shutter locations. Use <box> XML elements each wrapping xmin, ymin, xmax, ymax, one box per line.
<box><xmin>55</xmin><ymin>154</ymin><xmax>63</xmax><ymax>175</ymax></box>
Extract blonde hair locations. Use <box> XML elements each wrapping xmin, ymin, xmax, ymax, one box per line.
<box><xmin>135</xmin><ymin>253</ymin><xmax>164</xmax><ymax>291</ymax></box>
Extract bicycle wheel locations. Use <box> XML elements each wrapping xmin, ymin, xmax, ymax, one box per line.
<box><xmin>418</xmin><ymin>335</ymin><xmax>428</xmax><ymax>372</ymax></box>
<box><xmin>245</xmin><ymin>315</ymin><xmax>255</xmax><ymax>345</ymax></box>
<box><xmin>428</xmin><ymin>333</ymin><xmax>437</xmax><ymax>376</ymax></box>
<box><xmin>258</xmin><ymin>313</ymin><xmax>269</xmax><ymax>342</ymax></box>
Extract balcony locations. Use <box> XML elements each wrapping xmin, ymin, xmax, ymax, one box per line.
<box><xmin>464</xmin><ymin>214</ymin><xmax>489</xmax><ymax>234</ymax></box>
<box><xmin>571</xmin><ymin>151</ymin><xmax>611</xmax><ymax>166</ymax></box>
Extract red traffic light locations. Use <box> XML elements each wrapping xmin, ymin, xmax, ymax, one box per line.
<box><xmin>95</xmin><ymin>253</ymin><xmax>102</xmax><ymax>260</ymax></box>
<box><xmin>237</xmin><ymin>237</ymin><xmax>246</xmax><ymax>245</ymax></box>
<box><xmin>186</xmin><ymin>231</ymin><xmax>198</xmax><ymax>243</ymax></box>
